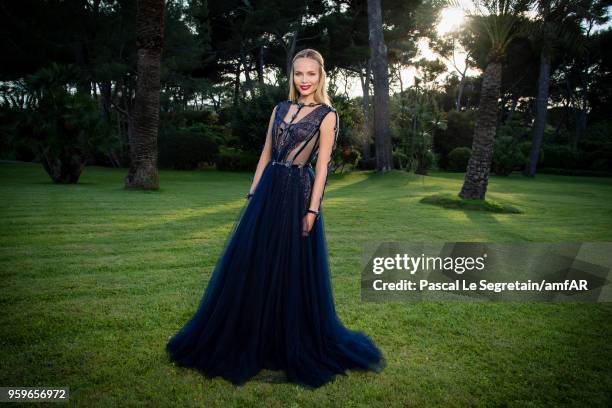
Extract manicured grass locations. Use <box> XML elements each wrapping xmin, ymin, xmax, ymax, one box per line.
<box><xmin>1</xmin><ymin>161</ymin><xmax>611</xmax><ymax>407</ymax></box>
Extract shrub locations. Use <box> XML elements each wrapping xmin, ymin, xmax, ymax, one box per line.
<box><xmin>415</xmin><ymin>149</ymin><xmax>437</xmax><ymax>175</ymax></box>
<box><xmin>578</xmin><ymin>121</ymin><xmax>612</xmax><ymax>171</ymax></box>
<box><xmin>341</xmin><ymin>146</ymin><xmax>360</xmax><ymax>165</ymax></box>
<box><xmin>355</xmin><ymin>157</ymin><xmax>376</xmax><ymax>170</ymax></box>
<box><xmin>333</xmin><ymin>146</ymin><xmax>360</xmax><ymax>173</ymax></box>
<box><xmin>435</xmin><ymin>110</ymin><xmax>475</xmax><ymax>169</ymax></box>
<box><xmin>230</xmin><ymin>86</ymin><xmax>288</xmax><ymax>152</ymax></box>
<box><xmin>447</xmin><ymin>147</ymin><xmax>471</xmax><ymax>172</ymax></box>
<box><xmin>215</xmin><ymin>147</ymin><xmax>259</xmax><ymax>171</ymax></box>
<box><xmin>541</xmin><ymin>144</ymin><xmax>581</xmax><ymax>169</ymax></box>
<box><xmin>583</xmin><ymin>151</ymin><xmax>612</xmax><ymax>171</ymax></box>
<box><xmin>492</xmin><ymin>135</ymin><xmax>525</xmax><ymax>175</ymax></box>
<box><xmin>158</xmin><ymin>123</ymin><xmax>220</xmax><ymax>170</ymax></box>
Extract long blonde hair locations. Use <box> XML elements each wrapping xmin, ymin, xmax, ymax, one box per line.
<box><xmin>288</xmin><ymin>49</ymin><xmax>333</xmax><ymax>107</ymax></box>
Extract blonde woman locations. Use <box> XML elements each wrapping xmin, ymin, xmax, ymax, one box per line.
<box><xmin>166</xmin><ymin>48</ymin><xmax>385</xmax><ymax>388</ymax></box>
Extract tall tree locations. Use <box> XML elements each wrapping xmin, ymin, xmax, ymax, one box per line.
<box><xmin>523</xmin><ymin>0</ymin><xmax>554</xmax><ymax>177</ymax></box>
<box><xmin>523</xmin><ymin>0</ymin><xmax>585</xmax><ymax>177</ymax></box>
<box><xmin>569</xmin><ymin>0</ymin><xmax>609</xmax><ymax>148</ymax></box>
<box><xmin>125</xmin><ymin>0</ymin><xmax>166</xmax><ymax>189</ymax></box>
<box><xmin>324</xmin><ymin>0</ymin><xmax>437</xmax><ymax>164</ymax></box>
<box><xmin>454</xmin><ymin>0</ymin><xmax>530</xmax><ymax>200</ymax></box>
<box><xmin>367</xmin><ymin>0</ymin><xmax>393</xmax><ymax>171</ymax></box>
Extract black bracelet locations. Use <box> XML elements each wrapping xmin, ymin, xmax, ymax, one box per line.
<box><xmin>246</xmin><ymin>192</ymin><xmax>254</xmax><ymax>199</ymax></box>
<box><xmin>306</xmin><ymin>209</ymin><xmax>320</xmax><ymax>218</ymax></box>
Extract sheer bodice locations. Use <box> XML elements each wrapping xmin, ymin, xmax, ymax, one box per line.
<box><xmin>271</xmin><ymin>100</ymin><xmax>339</xmax><ymax>167</ymax></box>
<box><xmin>267</xmin><ymin>99</ymin><xmax>340</xmax><ymax>214</ymax></box>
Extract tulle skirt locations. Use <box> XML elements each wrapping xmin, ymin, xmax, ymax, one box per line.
<box><xmin>165</xmin><ymin>160</ymin><xmax>386</xmax><ymax>388</ymax></box>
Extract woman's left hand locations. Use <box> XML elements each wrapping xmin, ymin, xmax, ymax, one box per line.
<box><xmin>302</xmin><ymin>213</ymin><xmax>317</xmax><ymax>236</ymax></box>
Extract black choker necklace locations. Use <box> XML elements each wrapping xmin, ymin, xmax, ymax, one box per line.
<box><xmin>295</xmin><ymin>100</ymin><xmax>322</xmax><ymax>107</ymax></box>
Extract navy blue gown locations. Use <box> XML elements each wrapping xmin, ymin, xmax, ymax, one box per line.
<box><xmin>166</xmin><ymin>99</ymin><xmax>386</xmax><ymax>388</ymax></box>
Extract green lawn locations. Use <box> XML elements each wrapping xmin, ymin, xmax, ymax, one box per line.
<box><xmin>1</xmin><ymin>161</ymin><xmax>611</xmax><ymax>407</ymax></box>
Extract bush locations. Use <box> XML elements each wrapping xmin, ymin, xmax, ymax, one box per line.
<box><xmin>541</xmin><ymin>144</ymin><xmax>582</xmax><ymax>169</ymax></box>
<box><xmin>333</xmin><ymin>146</ymin><xmax>360</xmax><ymax>173</ymax></box>
<box><xmin>415</xmin><ymin>149</ymin><xmax>437</xmax><ymax>175</ymax></box>
<box><xmin>158</xmin><ymin>123</ymin><xmax>220</xmax><ymax>170</ymax></box>
<box><xmin>583</xmin><ymin>151</ymin><xmax>612</xmax><ymax>171</ymax></box>
<box><xmin>447</xmin><ymin>147</ymin><xmax>471</xmax><ymax>172</ymax></box>
<box><xmin>231</xmin><ymin>85</ymin><xmax>288</xmax><ymax>152</ymax></box>
<box><xmin>215</xmin><ymin>147</ymin><xmax>259</xmax><ymax>171</ymax></box>
<box><xmin>492</xmin><ymin>135</ymin><xmax>525</xmax><ymax>175</ymax></box>
<box><xmin>579</xmin><ymin>121</ymin><xmax>612</xmax><ymax>171</ymax></box>
<box><xmin>340</xmin><ymin>146</ymin><xmax>360</xmax><ymax>164</ymax></box>
<box><xmin>355</xmin><ymin>157</ymin><xmax>376</xmax><ymax>170</ymax></box>
<box><xmin>435</xmin><ymin>110</ymin><xmax>475</xmax><ymax>169</ymax></box>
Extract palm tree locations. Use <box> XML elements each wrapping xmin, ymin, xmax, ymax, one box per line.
<box><xmin>124</xmin><ymin>0</ymin><xmax>166</xmax><ymax>190</ymax></box>
<box><xmin>450</xmin><ymin>0</ymin><xmax>531</xmax><ymax>199</ymax></box>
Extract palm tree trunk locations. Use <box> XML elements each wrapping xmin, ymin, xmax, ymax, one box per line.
<box><xmin>367</xmin><ymin>0</ymin><xmax>393</xmax><ymax>171</ymax></box>
<box><xmin>125</xmin><ymin>0</ymin><xmax>165</xmax><ymax>190</ymax></box>
<box><xmin>459</xmin><ymin>61</ymin><xmax>502</xmax><ymax>200</ymax></box>
<box><xmin>523</xmin><ymin>48</ymin><xmax>551</xmax><ymax>177</ymax></box>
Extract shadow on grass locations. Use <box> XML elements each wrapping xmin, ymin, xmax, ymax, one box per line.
<box><xmin>420</xmin><ymin>192</ymin><xmax>522</xmax><ymax>214</ymax></box>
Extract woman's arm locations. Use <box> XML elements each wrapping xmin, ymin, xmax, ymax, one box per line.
<box><xmin>248</xmin><ymin>105</ymin><xmax>277</xmax><ymax>195</ymax></box>
<box><xmin>307</xmin><ymin>109</ymin><xmax>339</xmax><ymax>213</ymax></box>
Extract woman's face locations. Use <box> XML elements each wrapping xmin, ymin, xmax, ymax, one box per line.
<box><xmin>293</xmin><ymin>57</ymin><xmax>320</xmax><ymax>98</ymax></box>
